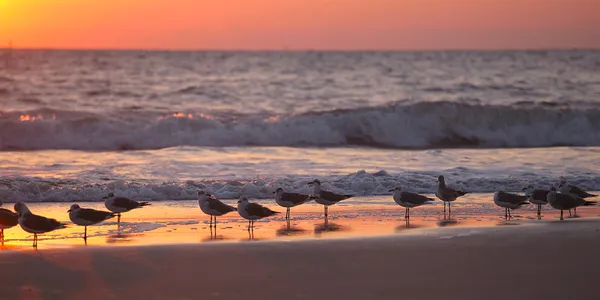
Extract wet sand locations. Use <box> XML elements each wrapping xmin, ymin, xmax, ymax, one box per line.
<box><xmin>1</xmin><ymin>218</ymin><xmax>600</xmax><ymax>300</ymax></box>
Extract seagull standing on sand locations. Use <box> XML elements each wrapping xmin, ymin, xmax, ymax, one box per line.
<box><xmin>547</xmin><ymin>188</ymin><xmax>597</xmax><ymax>220</ymax></box>
<box><xmin>68</xmin><ymin>204</ymin><xmax>116</xmax><ymax>241</ymax></box>
<box><xmin>103</xmin><ymin>192</ymin><xmax>150</xmax><ymax>224</ymax></box>
<box><xmin>493</xmin><ymin>191</ymin><xmax>530</xmax><ymax>220</ymax></box>
<box><xmin>390</xmin><ymin>187</ymin><xmax>435</xmax><ymax>219</ymax></box>
<box><xmin>435</xmin><ymin>175</ymin><xmax>469</xmax><ymax>214</ymax></box>
<box><xmin>0</xmin><ymin>200</ymin><xmax>18</xmax><ymax>241</ymax></box>
<box><xmin>237</xmin><ymin>196</ymin><xmax>279</xmax><ymax>231</ymax></box>
<box><xmin>523</xmin><ymin>185</ymin><xmax>550</xmax><ymax>217</ymax></box>
<box><xmin>308</xmin><ymin>179</ymin><xmax>353</xmax><ymax>219</ymax></box>
<box><xmin>558</xmin><ymin>180</ymin><xmax>597</xmax><ymax>216</ymax></box>
<box><xmin>273</xmin><ymin>188</ymin><xmax>313</xmax><ymax>220</ymax></box>
<box><xmin>14</xmin><ymin>201</ymin><xmax>67</xmax><ymax>248</ymax></box>
<box><xmin>197</xmin><ymin>191</ymin><xmax>237</xmax><ymax>227</ymax></box>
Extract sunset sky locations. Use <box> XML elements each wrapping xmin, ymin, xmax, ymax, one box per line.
<box><xmin>0</xmin><ymin>0</ymin><xmax>599</xmax><ymax>50</ymax></box>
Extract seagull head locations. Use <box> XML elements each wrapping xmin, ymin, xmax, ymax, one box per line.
<box><xmin>273</xmin><ymin>187</ymin><xmax>284</xmax><ymax>195</ymax></box>
<box><xmin>13</xmin><ymin>201</ymin><xmax>30</xmax><ymax>217</ymax></box>
<box><xmin>102</xmin><ymin>192</ymin><xmax>115</xmax><ymax>200</ymax></box>
<box><xmin>389</xmin><ymin>186</ymin><xmax>403</xmax><ymax>193</ymax></box>
<box><xmin>308</xmin><ymin>179</ymin><xmax>321</xmax><ymax>186</ymax></box>
<box><xmin>438</xmin><ymin>175</ymin><xmax>445</xmax><ymax>183</ymax></box>
<box><xmin>522</xmin><ymin>184</ymin><xmax>534</xmax><ymax>192</ymax></box>
<box><xmin>67</xmin><ymin>204</ymin><xmax>81</xmax><ymax>213</ymax></box>
<box><xmin>237</xmin><ymin>195</ymin><xmax>249</xmax><ymax>204</ymax></box>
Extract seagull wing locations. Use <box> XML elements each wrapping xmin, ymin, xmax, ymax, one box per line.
<box><xmin>282</xmin><ymin>192</ymin><xmax>313</xmax><ymax>205</ymax></box>
<box><xmin>246</xmin><ymin>203</ymin><xmax>278</xmax><ymax>217</ymax></box>
<box><xmin>0</xmin><ymin>208</ymin><xmax>18</xmax><ymax>226</ymax></box>
<box><xmin>402</xmin><ymin>192</ymin><xmax>435</xmax><ymax>205</ymax></box>
<box><xmin>112</xmin><ymin>197</ymin><xmax>143</xmax><ymax>210</ymax></box>
<box><xmin>77</xmin><ymin>208</ymin><xmax>115</xmax><ymax>222</ymax></box>
<box><xmin>320</xmin><ymin>190</ymin><xmax>353</xmax><ymax>202</ymax></box>
<box><xmin>23</xmin><ymin>213</ymin><xmax>66</xmax><ymax>231</ymax></box>
<box><xmin>207</xmin><ymin>198</ymin><xmax>236</xmax><ymax>213</ymax></box>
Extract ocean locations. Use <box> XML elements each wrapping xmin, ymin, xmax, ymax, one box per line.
<box><xmin>1</xmin><ymin>50</ymin><xmax>599</xmax><ymax>202</ymax></box>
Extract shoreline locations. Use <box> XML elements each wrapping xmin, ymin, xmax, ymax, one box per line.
<box><xmin>2</xmin><ymin>219</ymin><xmax>600</xmax><ymax>299</ymax></box>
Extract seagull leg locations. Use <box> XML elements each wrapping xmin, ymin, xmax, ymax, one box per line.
<box><xmin>287</xmin><ymin>208</ymin><xmax>290</xmax><ymax>220</ymax></box>
<box><xmin>574</xmin><ymin>207</ymin><xmax>577</xmax><ymax>217</ymax></box>
<box><xmin>568</xmin><ymin>209</ymin><xmax>572</xmax><ymax>217</ymax></box>
<box><xmin>443</xmin><ymin>202</ymin><xmax>446</xmax><ymax>214</ymax></box>
<box><xmin>407</xmin><ymin>208</ymin><xmax>410</xmax><ymax>220</ymax></box>
<box><xmin>0</xmin><ymin>229</ymin><xmax>3</xmax><ymax>241</ymax></box>
<box><xmin>448</xmin><ymin>202</ymin><xmax>451</xmax><ymax>215</ymax></box>
<box><xmin>560</xmin><ymin>210</ymin><xmax>564</xmax><ymax>220</ymax></box>
<box><xmin>324</xmin><ymin>206</ymin><xmax>328</xmax><ymax>219</ymax></box>
<box><xmin>117</xmin><ymin>213</ymin><xmax>121</xmax><ymax>224</ymax></box>
<box><xmin>504</xmin><ymin>208</ymin><xmax>508</xmax><ymax>219</ymax></box>
<box><xmin>33</xmin><ymin>233</ymin><xmax>37</xmax><ymax>248</ymax></box>
<box><xmin>84</xmin><ymin>226</ymin><xmax>87</xmax><ymax>241</ymax></box>
<box><xmin>508</xmin><ymin>209</ymin><xmax>512</xmax><ymax>219</ymax></box>
<box><xmin>248</xmin><ymin>220</ymin><xmax>251</xmax><ymax>231</ymax></box>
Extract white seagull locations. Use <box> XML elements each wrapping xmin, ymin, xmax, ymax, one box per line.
<box><xmin>14</xmin><ymin>201</ymin><xmax>67</xmax><ymax>248</ymax></box>
<box><xmin>0</xmin><ymin>200</ymin><xmax>18</xmax><ymax>241</ymax></box>
<box><xmin>522</xmin><ymin>185</ymin><xmax>550</xmax><ymax>217</ymax></box>
<box><xmin>308</xmin><ymin>179</ymin><xmax>353</xmax><ymax>219</ymax></box>
<box><xmin>273</xmin><ymin>187</ymin><xmax>314</xmax><ymax>220</ymax></box>
<box><xmin>558</xmin><ymin>180</ymin><xmax>597</xmax><ymax>216</ymax></box>
<box><xmin>68</xmin><ymin>204</ymin><xmax>116</xmax><ymax>241</ymax></box>
<box><xmin>237</xmin><ymin>196</ymin><xmax>279</xmax><ymax>231</ymax></box>
<box><xmin>493</xmin><ymin>191</ymin><xmax>530</xmax><ymax>220</ymax></box>
<box><xmin>390</xmin><ymin>187</ymin><xmax>435</xmax><ymax>219</ymax></box>
<box><xmin>435</xmin><ymin>175</ymin><xmax>469</xmax><ymax>214</ymax></box>
<box><xmin>197</xmin><ymin>191</ymin><xmax>237</xmax><ymax>227</ymax></box>
<box><xmin>547</xmin><ymin>188</ymin><xmax>597</xmax><ymax>220</ymax></box>
<box><xmin>103</xmin><ymin>192</ymin><xmax>150</xmax><ymax>223</ymax></box>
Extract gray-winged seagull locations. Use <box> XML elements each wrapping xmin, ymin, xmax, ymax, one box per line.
<box><xmin>68</xmin><ymin>204</ymin><xmax>116</xmax><ymax>241</ymax></box>
<box><xmin>523</xmin><ymin>185</ymin><xmax>550</xmax><ymax>217</ymax></box>
<box><xmin>237</xmin><ymin>196</ymin><xmax>279</xmax><ymax>231</ymax></box>
<box><xmin>0</xmin><ymin>200</ymin><xmax>18</xmax><ymax>241</ymax></box>
<box><xmin>435</xmin><ymin>175</ymin><xmax>469</xmax><ymax>214</ymax></box>
<box><xmin>390</xmin><ymin>187</ymin><xmax>435</xmax><ymax>219</ymax></box>
<box><xmin>558</xmin><ymin>180</ymin><xmax>597</xmax><ymax>215</ymax></box>
<box><xmin>308</xmin><ymin>179</ymin><xmax>353</xmax><ymax>219</ymax></box>
<box><xmin>274</xmin><ymin>187</ymin><xmax>314</xmax><ymax>220</ymax></box>
<box><xmin>14</xmin><ymin>201</ymin><xmax>67</xmax><ymax>248</ymax></box>
<box><xmin>198</xmin><ymin>191</ymin><xmax>237</xmax><ymax>227</ymax></box>
<box><xmin>103</xmin><ymin>192</ymin><xmax>150</xmax><ymax>224</ymax></box>
<box><xmin>547</xmin><ymin>188</ymin><xmax>597</xmax><ymax>220</ymax></box>
<box><xmin>493</xmin><ymin>191</ymin><xmax>530</xmax><ymax>219</ymax></box>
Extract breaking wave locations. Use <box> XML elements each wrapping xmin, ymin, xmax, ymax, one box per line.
<box><xmin>1</xmin><ymin>102</ymin><xmax>599</xmax><ymax>150</ymax></box>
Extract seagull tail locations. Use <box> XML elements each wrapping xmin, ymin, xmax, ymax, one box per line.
<box><xmin>139</xmin><ymin>202</ymin><xmax>151</xmax><ymax>207</ymax></box>
<box><xmin>583</xmin><ymin>201</ymin><xmax>597</xmax><ymax>206</ymax></box>
<box><xmin>457</xmin><ymin>191</ymin><xmax>469</xmax><ymax>196</ymax></box>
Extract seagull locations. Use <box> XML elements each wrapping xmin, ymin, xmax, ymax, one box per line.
<box><xmin>103</xmin><ymin>192</ymin><xmax>150</xmax><ymax>223</ymax></box>
<box><xmin>389</xmin><ymin>187</ymin><xmax>435</xmax><ymax>219</ymax></box>
<box><xmin>14</xmin><ymin>201</ymin><xmax>67</xmax><ymax>248</ymax></box>
<box><xmin>547</xmin><ymin>188</ymin><xmax>597</xmax><ymax>220</ymax></box>
<box><xmin>493</xmin><ymin>191</ymin><xmax>530</xmax><ymax>219</ymax></box>
<box><xmin>197</xmin><ymin>191</ymin><xmax>237</xmax><ymax>227</ymax></box>
<box><xmin>273</xmin><ymin>187</ymin><xmax>314</xmax><ymax>220</ymax></box>
<box><xmin>237</xmin><ymin>196</ymin><xmax>279</xmax><ymax>231</ymax></box>
<box><xmin>308</xmin><ymin>179</ymin><xmax>353</xmax><ymax>219</ymax></box>
<box><xmin>435</xmin><ymin>175</ymin><xmax>469</xmax><ymax>214</ymax></box>
<box><xmin>68</xmin><ymin>204</ymin><xmax>116</xmax><ymax>241</ymax></box>
<box><xmin>0</xmin><ymin>200</ymin><xmax>18</xmax><ymax>241</ymax></box>
<box><xmin>522</xmin><ymin>185</ymin><xmax>550</xmax><ymax>217</ymax></box>
<box><xmin>558</xmin><ymin>180</ymin><xmax>597</xmax><ymax>215</ymax></box>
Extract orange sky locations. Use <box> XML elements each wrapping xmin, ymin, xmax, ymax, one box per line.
<box><xmin>0</xmin><ymin>0</ymin><xmax>599</xmax><ymax>50</ymax></box>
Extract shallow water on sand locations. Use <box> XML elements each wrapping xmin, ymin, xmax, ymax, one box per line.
<box><xmin>1</xmin><ymin>146</ymin><xmax>599</xmax><ymax>202</ymax></box>
<box><xmin>1</xmin><ymin>194</ymin><xmax>599</xmax><ymax>250</ymax></box>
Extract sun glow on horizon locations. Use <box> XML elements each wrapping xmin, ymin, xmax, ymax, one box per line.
<box><xmin>1</xmin><ymin>0</ymin><xmax>599</xmax><ymax>50</ymax></box>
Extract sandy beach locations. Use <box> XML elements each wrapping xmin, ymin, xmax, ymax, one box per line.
<box><xmin>1</xmin><ymin>194</ymin><xmax>600</xmax><ymax>299</ymax></box>
<box><xmin>2</xmin><ymin>218</ymin><xmax>600</xmax><ymax>300</ymax></box>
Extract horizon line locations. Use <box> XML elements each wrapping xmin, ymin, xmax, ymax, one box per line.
<box><xmin>1</xmin><ymin>46</ymin><xmax>599</xmax><ymax>52</ymax></box>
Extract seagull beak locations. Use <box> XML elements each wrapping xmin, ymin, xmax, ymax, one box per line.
<box><xmin>67</xmin><ymin>209</ymin><xmax>72</xmax><ymax>212</ymax></box>
<box><xmin>388</xmin><ymin>189</ymin><xmax>394</xmax><ymax>192</ymax></box>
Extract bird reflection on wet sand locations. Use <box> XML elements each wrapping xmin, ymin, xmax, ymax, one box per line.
<box><xmin>276</xmin><ymin>224</ymin><xmax>307</xmax><ymax>237</ymax></box>
<box><xmin>314</xmin><ymin>222</ymin><xmax>346</xmax><ymax>236</ymax></box>
<box><xmin>437</xmin><ymin>218</ymin><xmax>460</xmax><ymax>227</ymax></box>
